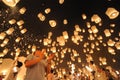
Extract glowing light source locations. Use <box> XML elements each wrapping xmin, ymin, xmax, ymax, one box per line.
<box><xmin>2</xmin><ymin>0</ymin><xmax>20</xmax><ymax>7</ymax></box>
<box><xmin>49</xmin><ymin>20</ymin><xmax>57</xmax><ymax>27</ymax></box>
<box><xmin>105</xmin><ymin>7</ymin><xmax>119</xmax><ymax>19</ymax></box>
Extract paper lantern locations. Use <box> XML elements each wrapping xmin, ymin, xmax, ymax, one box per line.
<box><xmin>82</xmin><ymin>14</ymin><xmax>87</xmax><ymax>20</ymax></box>
<box><xmin>63</xmin><ymin>19</ymin><xmax>68</xmax><ymax>25</ymax></box>
<box><xmin>2</xmin><ymin>0</ymin><xmax>20</xmax><ymax>7</ymax></box>
<box><xmin>3</xmin><ymin>38</ymin><xmax>9</xmax><ymax>44</ymax></box>
<box><xmin>107</xmin><ymin>39</ymin><xmax>115</xmax><ymax>46</ymax></box>
<box><xmin>91</xmin><ymin>25</ymin><xmax>98</xmax><ymax>33</ymax></box>
<box><xmin>59</xmin><ymin>0</ymin><xmax>64</xmax><ymax>4</ymax></box>
<box><xmin>62</xmin><ymin>31</ymin><xmax>69</xmax><ymax>39</ymax></box>
<box><xmin>15</xmin><ymin>37</ymin><xmax>21</xmax><ymax>42</ymax></box>
<box><xmin>49</xmin><ymin>20</ymin><xmax>57</xmax><ymax>27</ymax></box>
<box><xmin>45</xmin><ymin>8</ymin><xmax>51</xmax><ymax>14</ymax></box>
<box><xmin>0</xmin><ymin>32</ymin><xmax>6</xmax><ymax>40</ymax></box>
<box><xmin>9</xmin><ymin>19</ymin><xmax>16</xmax><ymax>24</ymax></box>
<box><xmin>6</xmin><ymin>27</ymin><xmax>14</xmax><ymax>35</ymax></box>
<box><xmin>104</xmin><ymin>29</ymin><xmax>111</xmax><ymax>37</ymax></box>
<box><xmin>115</xmin><ymin>42</ymin><xmax>120</xmax><ymax>50</ymax></box>
<box><xmin>32</xmin><ymin>45</ymin><xmax>36</xmax><ymax>52</ymax></box>
<box><xmin>17</xmin><ymin>20</ymin><xmax>24</xmax><ymax>26</ymax></box>
<box><xmin>38</xmin><ymin>13</ymin><xmax>46</xmax><ymax>21</ymax></box>
<box><xmin>19</xmin><ymin>7</ymin><xmax>26</xmax><ymax>14</ymax></box>
<box><xmin>20</xmin><ymin>28</ymin><xmax>27</xmax><ymax>34</ymax></box>
<box><xmin>105</xmin><ymin>7</ymin><xmax>119</xmax><ymax>19</ymax></box>
<box><xmin>91</xmin><ymin>14</ymin><xmax>101</xmax><ymax>23</ymax></box>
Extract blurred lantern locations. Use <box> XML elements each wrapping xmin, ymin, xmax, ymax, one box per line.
<box><xmin>17</xmin><ymin>20</ymin><xmax>24</xmax><ymax>26</ymax></box>
<box><xmin>104</xmin><ymin>29</ymin><xmax>111</xmax><ymax>37</ymax></box>
<box><xmin>48</xmin><ymin>32</ymin><xmax>52</xmax><ymax>39</ymax></box>
<box><xmin>105</xmin><ymin>7</ymin><xmax>119</xmax><ymax>19</ymax></box>
<box><xmin>37</xmin><ymin>13</ymin><xmax>46</xmax><ymax>21</ymax></box>
<box><xmin>49</xmin><ymin>20</ymin><xmax>57</xmax><ymax>27</ymax></box>
<box><xmin>0</xmin><ymin>32</ymin><xmax>6</xmax><ymax>40</ymax></box>
<box><xmin>19</xmin><ymin>7</ymin><xmax>26</xmax><ymax>14</ymax></box>
<box><xmin>6</xmin><ymin>27</ymin><xmax>14</xmax><ymax>35</ymax></box>
<box><xmin>15</xmin><ymin>37</ymin><xmax>21</xmax><ymax>43</ymax></box>
<box><xmin>78</xmin><ymin>58</ymin><xmax>81</xmax><ymax>63</ymax></box>
<box><xmin>86</xmin><ymin>22</ymin><xmax>91</xmax><ymax>28</ymax></box>
<box><xmin>115</xmin><ymin>41</ymin><xmax>120</xmax><ymax>50</ymax></box>
<box><xmin>9</xmin><ymin>19</ymin><xmax>16</xmax><ymax>24</ymax></box>
<box><xmin>108</xmin><ymin>47</ymin><xmax>115</xmax><ymax>55</ymax></box>
<box><xmin>107</xmin><ymin>39</ymin><xmax>115</xmax><ymax>46</ymax></box>
<box><xmin>63</xmin><ymin>19</ymin><xmax>68</xmax><ymax>25</ymax></box>
<box><xmin>45</xmin><ymin>8</ymin><xmax>51</xmax><ymax>14</ymax></box>
<box><xmin>50</xmin><ymin>47</ymin><xmax>56</xmax><ymax>53</ymax></box>
<box><xmin>91</xmin><ymin>25</ymin><xmax>98</xmax><ymax>33</ymax></box>
<box><xmin>62</xmin><ymin>31</ymin><xmax>69</xmax><ymax>39</ymax></box>
<box><xmin>32</xmin><ymin>45</ymin><xmax>36</xmax><ymax>52</ymax></box>
<box><xmin>3</xmin><ymin>48</ymin><xmax>9</xmax><ymax>55</ymax></box>
<box><xmin>59</xmin><ymin>0</ymin><xmax>64</xmax><ymax>4</ymax></box>
<box><xmin>91</xmin><ymin>14</ymin><xmax>101</xmax><ymax>23</ymax></box>
<box><xmin>110</xmin><ymin>24</ymin><xmax>115</xmax><ymax>27</ymax></box>
<box><xmin>3</xmin><ymin>38</ymin><xmax>9</xmax><ymax>44</ymax></box>
<box><xmin>2</xmin><ymin>0</ymin><xmax>20</xmax><ymax>7</ymax></box>
<box><xmin>82</xmin><ymin>14</ymin><xmax>87</xmax><ymax>20</ymax></box>
<box><xmin>20</xmin><ymin>28</ymin><xmax>27</xmax><ymax>34</ymax></box>
<box><xmin>75</xmin><ymin>25</ymin><xmax>81</xmax><ymax>32</ymax></box>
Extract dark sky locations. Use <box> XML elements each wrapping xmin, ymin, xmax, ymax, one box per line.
<box><xmin>0</xmin><ymin>0</ymin><xmax>120</xmax><ymax>70</ymax></box>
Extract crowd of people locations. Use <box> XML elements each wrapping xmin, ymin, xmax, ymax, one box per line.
<box><xmin>0</xmin><ymin>49</ymin><xmax>119</xmax><ymax>80</ymax></box>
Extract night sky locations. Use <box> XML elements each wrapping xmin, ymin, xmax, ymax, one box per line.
<box><xmin>0</xmin><ymin>0</ymin><xmax>120</xmax><ymax>70</ymax></box>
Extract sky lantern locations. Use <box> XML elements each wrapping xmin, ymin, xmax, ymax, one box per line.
<box><xmin>105</xmin><ymin>7</ymin><xmax>119</xmax><ymax>19</ymax></box>
<box><xmin>19</xmin><ymin>7</ymin><xmax>26</xmax><ymax>14</ymax></box>
<box><xmin>108</xmin><ymin>47</ymin><xmax>115</xmax><ymax>55</ymax></box>
<box><xmin>59</xmin><ymin>0</ymin><xmax>64</xmax><ymax>4</ymax></box>
<box><xmin>6</xmin><ymin>27</ymin><xmax>14</xmax><ymax>35</ymax></box>
<box><xmin>107</xmin><ymin>39</ymin><xmax>115</xmax><ymax>46</ymax></box>
<box><xmin>15</xmin><ymin>37</ymin><xmax>21</xmax><ymax>43</ymax></box>
<box><xmin>3</xmin><ymin>38</ymin><xmax>9</xmax><ymax>45</ymax></box>
<box><xmin>32</xmin><ymin>45</ymin><xmax>36</xmax><ymax>52</ymax></box>
<box><xmin>37</xmin><ymin>13</ymin><xmax>46</xmax><ymax>21</ymax></box>
<box><xmin>75</xmin><ymin>25</ymin><xmax>81</xmax><ymax>32</ymax></box>
<box><xmin>91</xmin><ymin>25</ymin><xmax>98</xmax><ymax>33</ymax></box>
<box><xmin>115</xmin><ymin>41</ymin><xmax>120</xmax><ymax>50</ymax></box>
<box><xmin>0</xmin><ymin>32</ymin><xmax>6</xmax><ymax>40</ymax></box>
<box><xmin>20</xmin><ymin>28</ymin><xmax>27</xmax><ymax>34</ymax></box>
<box><xmin>45</xmin><ymin>8</ymin><xmax>51</xmax><ymax>14</ymax></box>
<box><xmin>17</xmin><ymin>20</ymin><xmax>24</xmax><ymax>26</ymax></box>
<box><xmin>9</xmin><ymin>19</ymin><xmax>16</xmax><ymax>25</ymax></box>
<box><xmin>2</xmin><ymin>0</ymin><xmax>20</xmax><ymax>7</ymax></box>
<box><xmin>82</xmin><ymin>14</ymin><xmax>87</xmax><ymax>20</ymax></box>
<box><xmin>63</xmin><ymin>19</ymin><xmax>68</xmax><ymax>25</ymax></box>
<box><xmin>104</xmin><ymin>29</ymin><xmax>111</xmax><ymax>37</ymax></box>
<box><xmin>86</xmin><ymin>22</ymin><xmax>91</xmax><ymax>28</ymax></box>
<box><xmin>49</xmin><ymin>20</ymin><xmax>57</xmax><ymax>27</ymax></box>
<box><xmin>62</xmin><ymin>31</ymin><xmax>69</xmax><ymax>39</ymax></box>
<box><xmin>91</xmin><ymin>14</ymin><xmax>101</xmax><ymax>23</ymax></box>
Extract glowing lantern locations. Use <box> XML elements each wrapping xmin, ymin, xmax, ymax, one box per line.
<box><xmin>50</xmin><ymin>47</ymin><xmax>56</xmax><ymax>53</ymax></box>
<box><xmin>104</xmin><ymin>29</ymin><xmax>111</xmax><ymax>37</ymax></box>
<box><xmin>49</xmin><ymin>20</ymin><xmax>57</xmax><ymax>27</ymax></box>
<box><xmin>75</xmin><ymin>25</ymin><xmax>81</xmax><ymax>32</ymax></box>
<box><xmin>19</xmin><ymin>7</ymin><xmax>26</xmax><ymax>14</ymax></box>
<box><xmin>48</xmin><ymin>32</ymin><xmax>52</xmax><ymax>39</ymax></box>
<box><xmin>0</xmin><ymin>32</ymin><xmax>6</xmax><ymax>40</ymax></box>
<box><xmin>107</xmin><ymin>39</ymin><xmax>115</xmax><ymax>46</ymax></box>
<box><xmin>32</xmin><ymin>45</ymin><xmax>36</xmax><ymax>52</ymax></box>
<box><xmin>91</xmin><ymin>25</ymin><xmax>98</xmax><ymax>33</ymax></box>
<box><xmin>63</xmin><ymin>19</ymin><xmax>68</xmax><ymax>25</ymax></box>
<box><xmin>110</xmin><ymin>24</ymin><xmax>115</xmax><ymax>27</ymax></box>
<box><xmin>38</xmin><ymin>13</ymin><xmax>46</xmax><ymax>21</ymax></box>
<box><xmin>17</xmin><ymin>20</ymin><xmax>24</xmax><ymax>26</ymax></box>
<box><xmin>115</xmin><ymin>42</ymin><xmax>120</xmax><ymax>50</ymax></box>
<box><xmin>59</xmin><ymin>0</ymin><xmax>64</xmax><ymax>4</ymax></box>
<box><xmin>91</xmin><ymin>14</ymin><xmax>101</xmax><ymax>23</ymax></box>
<box><xmin>86</xmin><ymin>22</ymin><xmax>91</xmax><ymax>28</ymax></box>
<box><xmin>3</xmin><ymin>38</ymin><xmax>9</xmax><ymax>44</ymax></box>
<box><xmin>45</xmin><ymin>8</ymin><xmax>51</xmax><ymax>14</ymax></box>
<box><xmin>3</xmin><ymin>48</ymin><xmax>8</xmax><ymax>55</ymax></box>
<box><xmin>6</xmin><ymin>27</ymin><xmax>14</xmax><ymax>35</ymax></box>
<box><xmin>20</xmin><ymin>28</ymin><xmax>27</xmax><ymax>34</ymax></box>
<box><xmin>15</xmin><ymin>37</ymin><xmax>21</xmax><ymax>42</ymax></box>
<box><xmin>105</xmin><ymin>7</ymin><xmax>119</xmax><ymax>19</ymax></box>
<box><xmin>82</xmin><ymin>14</ymin><xmax>87</xmax><ymax>20</ymax></box>
<box><xmin>2</xmin><ymin>0</ymin><xmax>20</xmax><ymax>7</ymax></box>
<box><xmin>108</xmin><ymin>47</ymin><xmax>115</xmax><ymax>55</ymax></box>
<box><xmin>63</xmin><ymin>31</ymin><xmax>69</xmax><ymax>39</ymax></box>
<box><xmin>78</xmin><ymin>58</ymin><xmax>81</xmax><ymax>63</ymax></box>
<box><xmin>9</xmin><ymin>19</ymin><xmax>16</xmax><ymax>24</ymax></box>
